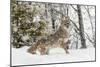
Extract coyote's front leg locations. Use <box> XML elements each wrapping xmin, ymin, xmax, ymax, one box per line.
<box><xmin>61</xmin><ymin>39</ymin><xmax>69</xmax><ymax>54</ymax></box>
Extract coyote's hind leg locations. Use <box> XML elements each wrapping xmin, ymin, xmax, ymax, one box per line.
<box><xmin>27</xmin><ymin>45</ymin><xmax>37</xmax><ymax>54</ymax></box>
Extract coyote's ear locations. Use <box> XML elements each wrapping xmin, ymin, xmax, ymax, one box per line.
<box><xmin>61</xmin><ymin>16</ymin><xmax>69</xmax><ymax>21</ymax></box>
<box><xmin>65</xmin><ymin>16</ymin><xmax>69</xmax><ymax>21</ymax></box>
<box><xmin>61</xmin><ymin>16</ymin><xmax>66</xmax><ymax>21</ymax></box>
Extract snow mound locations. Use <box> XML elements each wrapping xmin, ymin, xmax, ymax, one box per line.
<box><xmin>49</xmin><ymin>48</ymin><xmax>66</xmax><ymax>54</ymax></box>
<box><xmin>12</xmin><ymin>46</ymin><xmax>95</xmax><ymax>66</ymax></box>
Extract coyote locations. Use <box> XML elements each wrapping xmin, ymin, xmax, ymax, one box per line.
<box><xmin>27</xmin><ymin>16</ymin><xmax>70</xmax><ymax>55</ymax></box>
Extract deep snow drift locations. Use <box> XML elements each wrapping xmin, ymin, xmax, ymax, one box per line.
<box><xmin>12</xmin><ymin>46</ymin><xmax>95</xmax><ymax>66</ymax></box>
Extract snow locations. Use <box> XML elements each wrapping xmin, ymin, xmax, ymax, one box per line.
<box><xmin>33</xmin><ymin>16</ymin><xmax>40</xmax><ymax>23</ymax></box>
<box><xmin>22</xmin><ymin>35</ymin><xmax>29</xmax><ymax>41</ymax></box>
<box><xmin>13</xmin><ymin>27</ymin><xmax>18</xmax><ymax>32</ymax></box>
<box><xmin>12</xmin><ymin>46</ymin><xmax>95</xmax><ymax>66</ymax></box>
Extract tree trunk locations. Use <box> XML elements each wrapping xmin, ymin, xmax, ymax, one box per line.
<box><xmin>50</xmin><ymin>5</ymin><xmax>55</xmax><ymax>30</ymax></box>
<box><xmin>45</xmin><ymin>3</ymin><xmax>48</xmax><ymax>19</ymax></box>
<box><xmin>77</xmin><ymin>5</ymin><xmax>87</xmax><ymax>48</ymax></box>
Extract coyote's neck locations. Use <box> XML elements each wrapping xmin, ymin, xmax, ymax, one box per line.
<box><xmin>60</xmin><ymin>25</ymin><xmax>67</xmax><ymax>30</ymax></box>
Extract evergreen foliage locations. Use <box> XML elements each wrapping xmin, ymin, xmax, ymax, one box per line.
<box><xmin>11</xmin><ymin>0</ymin><xmax>47</xmax><ymax>48</ymax></box>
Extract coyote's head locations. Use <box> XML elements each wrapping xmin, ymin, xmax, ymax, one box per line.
<box><xmin>61</xmin><ymin>16</ymin><xmax>70</xmax><ymax>28</ymax></box>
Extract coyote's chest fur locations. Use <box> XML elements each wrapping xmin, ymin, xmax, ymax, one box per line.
<box><xmin>27</xmin><ymin>16</ymin><xmax>70</xmax><ymax>55</ymax></box>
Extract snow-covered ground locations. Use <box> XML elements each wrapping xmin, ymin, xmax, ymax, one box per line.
<box><xmin>12</xmin><ymin>46</ymin><xmax>95</xmax><ymax>66</ymax></box>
